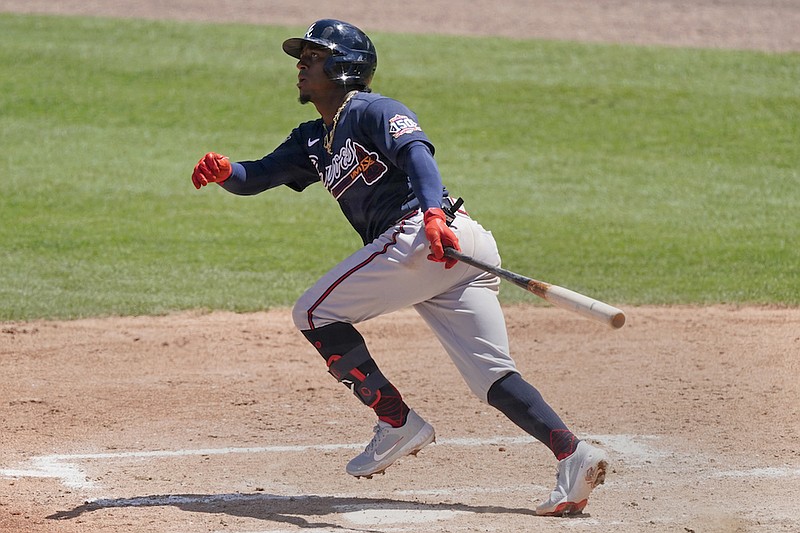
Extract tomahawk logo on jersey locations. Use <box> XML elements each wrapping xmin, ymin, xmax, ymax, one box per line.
<box><xmin>322</xmin><ymin>139</ymin><xmax>389</xmax><ymax>199</ymax></box>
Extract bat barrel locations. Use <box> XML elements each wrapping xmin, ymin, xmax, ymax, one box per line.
<box><xmin>444</xmin><ymin>247</ymin><xmax>626</xmax><ymax>329</ymax></box>
<box><xmin>543</xmin><ymin>284</ymin><xmax>626</xmax><ymax>329</ymax></box>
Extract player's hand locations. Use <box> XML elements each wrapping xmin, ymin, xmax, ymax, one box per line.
<box><xmin>423</xmin><ymin>208</ymin><xmax>460</xmax><ymax>269</ymax></box>
<box><xmin>192</xmin><ymin>152</ymin><xmax>232</xmax><ymax>189</ymax></box>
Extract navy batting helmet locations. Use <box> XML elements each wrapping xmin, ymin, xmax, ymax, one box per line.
<box><xmin>282</xmin><ymin>19</ymin><xmax>377</xmax><ymax>89</ymax></box>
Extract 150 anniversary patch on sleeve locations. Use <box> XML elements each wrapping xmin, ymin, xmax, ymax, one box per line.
<box><xmin>388</xmin><ymin>114</ymin><xmax>422</xmax><ymax>139</ymax></box>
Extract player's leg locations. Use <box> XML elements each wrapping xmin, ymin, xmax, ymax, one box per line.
<box><xmin>414</xmin><ymin>282</ymin><xmax>607</xmax><ymax>514</ymax></box>
<box><xmin>299</xmin><ymin>320</ymin><xmax>435</xmax><ymax>478</ymax></box>
<box><xmin>292</xmin><ymin>213</ymin><xmax>438</xmax><ymax>330</ymax></box>
<box><xmin>292</xmin><ymin>215</ymin><xmax>437</xmax><ymax>477</ymax></box>
<box><xmin>300</xmin><ymin>322</ymin><xmax>407</xmax><ymax>427</ymax></box>
<box><xmin>413</xmin><ymin>215</ymin><xmax>607</xmax><ymax>515</ymax></box>
<box><xmin>410</xmin><ymin>218</ymin><xmax>571</xmax><ymax>445</ymax></box>
<box><xmin>412</xmin><ymin>281</ymin><xmax>579</xmax><ymax>453</ymax></box>
<box><xmin>293</xmin><ymin>215</ymin><xmax>426</xmax><ymax>427</ymax></box>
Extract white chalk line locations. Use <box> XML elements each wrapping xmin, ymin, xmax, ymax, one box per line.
<box><xmin>713</xmin><ymin>467</ymin><xmax>800</xmax><ymax>478</ymax></box>
<box><xmin>8</xmin><ymin>433</ymin><xmax>796</xmax><ymax>494</ymax></box>
<box><xmin>0</xmin><ymin>434</ymin><xmax>665</xmax><ymax>492</ymax></box>
<box><xmin>1</xmin><ymin>456</ymin><xmax>93</xmax><ymax>489</ymax></box>
<box><xmin>0</xmin><ymin>436</ymin><xmax>529</xmax><ymax>490</ymax></box>
<box><xmin>397</xmin><ymin>484</ymin><xmax>550</xmax><ymax>497</ymax></box>
<box><xmin>334</xmin><ymin>505</ymin><xmax>464</xmax><ymax>526</ymax></box>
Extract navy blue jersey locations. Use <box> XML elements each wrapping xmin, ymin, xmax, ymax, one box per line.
<box><xmin>222</xmin><ymin>92</ymin><xmax>447</xmax><ymax>244</ymax></box>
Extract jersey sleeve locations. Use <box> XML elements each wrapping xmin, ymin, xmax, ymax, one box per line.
<box><xmin>397</xmin><ymin>141</ymin><xmax>447</xmax><ymax>211</ymax></box>
<box><xmin>221</xmin><ymin>127</ymin><xmax>320</xmax><ymax>196</ymax></box>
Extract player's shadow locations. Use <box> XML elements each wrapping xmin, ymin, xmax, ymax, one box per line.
<box><xmin>46</xmin><ymin>492</ymin><xmax>540</xmax><ymax>530</ymax></box>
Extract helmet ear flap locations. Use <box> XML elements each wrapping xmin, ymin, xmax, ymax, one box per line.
<box><xmin>322</xmin><ymin>55</ymin><xmax>341</xmax><ymax>82</ymax></box>
<box><xmin>324</xmin><ymin>55</ymin><xmax>370</xmax><ymax>89</ymax></box>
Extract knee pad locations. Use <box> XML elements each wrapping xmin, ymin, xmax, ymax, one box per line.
<box><xmin>301</xmin><ymin>322</ymin><xmax>390</xmax><ymax>407</ymax></box>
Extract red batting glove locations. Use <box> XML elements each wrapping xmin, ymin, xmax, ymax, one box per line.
<box><xmin>192</xmin><ymin>152</ymin><xmax>232</xmax><ymax>189</ymax></box>
<box><xmin>424</xmin><ymin>208</ymin><xmax>460</xmax><ymax>269</ymax></box>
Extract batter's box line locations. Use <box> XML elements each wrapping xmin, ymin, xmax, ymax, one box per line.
<box><xmin>0</xmin><ymin>434</ymin><xmax>662</xmax><ymax>490</ymax></box>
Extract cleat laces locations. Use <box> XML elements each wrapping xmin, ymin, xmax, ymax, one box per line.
<box><xmin>363</xmin><ymin>422</ymin><xmax>390</xmax><ymax>453</ymax></box>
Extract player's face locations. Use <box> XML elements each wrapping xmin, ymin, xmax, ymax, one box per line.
<box><xmin>296</xmin><ymin>44</ymin><xmax>336</xmax><ymax>104</ymax></box>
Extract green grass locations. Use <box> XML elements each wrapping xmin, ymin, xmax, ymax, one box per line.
<box><xmin>1</xmin><ymin>14</ymin><xmax>798</xmax><ymax>320</ymax></box>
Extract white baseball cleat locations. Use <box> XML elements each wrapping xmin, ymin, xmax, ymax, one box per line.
<box><xmin>346</xmin><ymin>409</ymin><xmax>435</xmax><ymax>478</ymax></box>
<box><xmin>536</xmin><ymin>440</ymin><xmax>608</xmax><ymax>516</ymax></box>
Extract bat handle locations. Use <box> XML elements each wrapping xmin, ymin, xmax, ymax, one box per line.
<box><xmin>443</xmin><ymin>247</ymin><xmax>465</xmax><ymax>259</ymax></box>
<box><xmin>443</xmin><ymin>247</ymin><xmax>491</xmax><ymax>272</ymax></box>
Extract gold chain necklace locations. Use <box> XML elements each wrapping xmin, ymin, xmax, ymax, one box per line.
<box><xmin>324</xmin><ymin>90</ymin><xmax>358</xmax><ymax>154</ymax></box>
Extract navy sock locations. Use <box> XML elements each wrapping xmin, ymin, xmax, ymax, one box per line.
<box><xmin>487</xmin><ymin>372</ymin><xmax>579</xmax><ymax>460</ymax></box>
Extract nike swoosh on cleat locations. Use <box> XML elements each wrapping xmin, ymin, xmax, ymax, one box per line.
<box><xmin>372</xmin><ymin>438</ymin><xmax>403</xmax><ymax>461</ymax></box>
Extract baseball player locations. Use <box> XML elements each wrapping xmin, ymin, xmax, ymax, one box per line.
<box><xmin>192</xmin><ymin>19</ymin><xmax>607</xmax><ymax>516</ymax></box>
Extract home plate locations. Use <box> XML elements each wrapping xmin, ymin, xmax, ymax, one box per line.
<box><xmin>335</xmin><ymin>504</ymin><xmax>462</xmax><ymax>525</ymax></box>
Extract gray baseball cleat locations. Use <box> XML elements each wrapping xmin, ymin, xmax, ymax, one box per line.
<box><xmin>347</xmin><ymin>409</ymin><xmax>435</xmax><ymax>478</ymax></box>
<box><xmin>536</xmin><ymin>440</ymin><xmax>608</xmax><ymax>516</ymax></box>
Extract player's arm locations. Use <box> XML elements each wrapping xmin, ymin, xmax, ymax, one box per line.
<box><xmin>191</xmin><ymin>152</ymin><xmax>292</xmax><ymax>195</ymax></box>
<box><xmin>191</xmin><ymin>129</ymin><xmax>318</xmax><ymax>195</ymax></box>
<box><xmin>398</xmin><ymin>141</ymin><xmax>461</xmax><ymax>268</ymax></box>
<box><xmin>221</xmin><ymin>155</ymin><xmax>315</xmax><ymax>196</ymax></box>
<box><xmin>398</xmin><ymin>142</ymin><xmax>444</xmax><ymax>211</ymax></box>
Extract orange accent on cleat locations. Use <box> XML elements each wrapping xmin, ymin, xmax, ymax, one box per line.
<box><xmin>535</xmin><ymin>442</ymin><xmax>608</xmax><ymax>517</ymax></box>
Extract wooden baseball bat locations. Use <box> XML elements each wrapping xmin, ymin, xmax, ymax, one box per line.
<box><xmin>443</xmin><ymin>247</ymin><xmax>626</xmax><ymax>329</ymax></box>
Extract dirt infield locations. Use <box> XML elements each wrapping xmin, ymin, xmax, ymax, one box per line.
<box><xmin>2</xmin><ymin>2</ymin><xmax>800</xmax><ymax>532</ymax></box>
<box><xmin>2</xmin><ymin>306</ymin><xmax>799</xmax><ymax>532</ymax></box>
